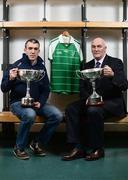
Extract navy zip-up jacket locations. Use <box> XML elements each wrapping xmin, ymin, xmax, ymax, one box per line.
<box><xmin>1</xmin><ymin>53</ymin><xmax>50</xmax><ymax>107</ymax></box>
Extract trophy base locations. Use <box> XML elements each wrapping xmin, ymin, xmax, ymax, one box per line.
<box><xmin>21</xmin><ymin>97</ymin><xmax>34</xmax><ymax>107</ymax></box>
<box><xmin>86</xmin><ymin>97</ymin><xmax>104</xmax><ymax>106</ymax></box>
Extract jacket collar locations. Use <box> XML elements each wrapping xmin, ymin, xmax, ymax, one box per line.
<box><xmin>92</xmin><ymin>54</ymin><xmax>109</xmax><ymax>68</ymax></box>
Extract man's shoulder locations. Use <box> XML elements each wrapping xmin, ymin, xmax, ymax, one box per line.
<box><xmin>10</xmin><ymin>59</ymin><xmax>22</xmax><ymax>68</ymax></box>
<box><xmin>84</xmin><ymin>59</ymin><xmax>94</xmax><ymax>67</ymax></box>
<box><xmin>106</xmin><ymin>55</ymin><xmax>121</xmax><ymax>61</ymax></box>
<box><xmin>80</xmin><ymin>60</ymin><xmax>94</xmax><ymax>70</ymax></box>
<box><xmin>37</xmin><ymin>56</ymin><xmax>45</xmax><ymax>65</ymax></box>
<box><xmin>106</xmin><ymin>55</ymin><xmax>123</xmax><ymax>64</ymax></box>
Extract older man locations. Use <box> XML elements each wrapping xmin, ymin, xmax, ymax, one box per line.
<box><xmin>62</xmin><ymin>37</ymin><xmax>128</xmax><ymax>161</ymax></box>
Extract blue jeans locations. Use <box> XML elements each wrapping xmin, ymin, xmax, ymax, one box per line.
<box><xmin>10</xmin><ymin>101</ymin><xmax>63</xmax><ymax>151</ymax></box>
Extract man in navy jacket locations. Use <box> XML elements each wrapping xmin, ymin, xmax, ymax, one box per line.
<box><xmin>62</xmin><ymin>37</ymin><xmax>128</xmax><ymax>161</ymax></box>
<box><xmin>1</xmin><ymin>38</ymin><xmax>63</xmax><ymax>160</ymax></box>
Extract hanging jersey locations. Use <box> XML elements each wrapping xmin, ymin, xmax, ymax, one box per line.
<box><xmin>48</xmin><ymin>34</ymin><xmax>83</xmax><ymax>94</ymax></box>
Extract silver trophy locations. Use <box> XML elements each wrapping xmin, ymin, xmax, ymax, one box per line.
<box><xmin>18</xmin><ymin>69</ymin><xmax>45</xmax><ymax>107</ymax></box>
<box><xmin>76</xmin><ymin>68</ymin><xmax>103</xmax><ymax>106</ymax></box>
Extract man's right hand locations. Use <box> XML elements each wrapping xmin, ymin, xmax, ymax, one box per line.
<box><xmin>9</xmin><ymin>68</ymin><xmax>18</xmax><ymax>80</ymax></box>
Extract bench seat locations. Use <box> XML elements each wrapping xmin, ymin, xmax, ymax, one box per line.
<box><xmin>0</xmin><ymin>111</ymin><xmax>128</xmax><ymax>132</ymax></box>
<box><xmin>0</xmin><ymin>111</ymin><xmax>44</xmax><ymax>123</ymax></box>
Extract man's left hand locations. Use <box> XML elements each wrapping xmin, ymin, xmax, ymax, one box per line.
<box><xmin>103</xmin><ymin>65</ymin><xmax>114</xmax><ymax>77</ymax></box>
<box><xmin>33</xmin><ymin>102</ymin><xmax>41</xmax><ymax>109</ymax></box>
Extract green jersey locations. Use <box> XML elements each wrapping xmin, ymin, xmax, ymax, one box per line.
<box><xmin>48</xmin><ymin>34</ymin><xmax>83</xmax><ymax>95</ymax></box>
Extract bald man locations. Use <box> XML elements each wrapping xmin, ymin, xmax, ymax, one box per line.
<box><xmin>62</xmin><ymin>37</ymin><xmax>128</xmax><ymax>161</ymax></box>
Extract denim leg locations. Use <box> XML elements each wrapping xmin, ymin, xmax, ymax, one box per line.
<box><xmin>10</xmin><ymin>102</ymin><xmax>36</xmax><ymax>150</ymax></box>
<box><xmin>36</xmin><ymin>104</ymin><xmax>63</xmax><ymax>145</ymax></box>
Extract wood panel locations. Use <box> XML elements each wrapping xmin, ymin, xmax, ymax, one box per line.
<box><xmin>1</xmin><ymin>21</ymin><xmax>128</xmax><ymax>29</ymax></box>
<box><xmin>3</xmin><ymin>21</ymin><xmax>85</xmax><ymax>28</ymax></box>
<box><xmin>0</xmin><ymin>111</ymin><xmax>44</xmax><ymax>123</ymax></box>
<box><xmin>86</xmin><ymin>21</ymin><xmax>128</xmax><ymax>29</ymax></box>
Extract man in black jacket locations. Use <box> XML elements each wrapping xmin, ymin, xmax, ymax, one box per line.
<box><xmin>1</xmin><ymin>38</ymin><xmax>63</xmax><ymax>160</ymax></box>
<box><xmin>62</xmin><ymin>37</ymin><xmax>128</xmax><ymax>161</ymax></box>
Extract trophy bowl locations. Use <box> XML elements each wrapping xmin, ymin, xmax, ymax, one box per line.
<box><xmin>77</xmin><ymin>68</ymin><xmax>102</xmax><ymax>80</ymax></box>
<box><xmin>76</xmin><ymin>68</ymin><xmax>103</xmax><ymax>106</ymax></box>
<box><xmin>18</xmin><ymin>69</ymin><xmax>45</xmax><ymax>107</ymax></box>
<box><xmin>18</xmin><ymin>69</ymin><xmax>44</xmax><ymax>81</ymax></box>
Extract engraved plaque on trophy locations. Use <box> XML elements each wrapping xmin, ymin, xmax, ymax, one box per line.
<box><xmin>76</xmin><ymin>68</ymin><xmax>103</xmax><ymax>106</ymax></box>
<box><xmin>18</xmin><ymin>69</ymin><xmax>45</xmax><ymax>107</ymax></box>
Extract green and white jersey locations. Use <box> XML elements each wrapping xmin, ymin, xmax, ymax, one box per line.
<box><xmin>48</xmin><ymin>34</ymin><xmax>83</xmax><ymax>95</ymax></box>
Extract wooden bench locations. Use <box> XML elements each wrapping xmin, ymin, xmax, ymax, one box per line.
<box><xmin>0</xmin><ymin>111</ymin><xmax>128</xmax><ymax>132</ymax></box>
<box><xmin>104</xmin><ymin>115</ymin><xmax>128</xmax><ymax>132</ymax></box>
<box><xmin>0</xmin><ymin>111</ymin><xmax>65</xmax><ymax>134</ymax></box>
<box><xmin>0</xmin><ymin>111</ymin><xmax>44</xmax><ymax>123</ymax></box>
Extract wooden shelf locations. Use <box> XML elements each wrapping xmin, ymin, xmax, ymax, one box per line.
<box><xmin>3</xmin><ymin>21</ymin><xmax>85</xmax><ymax>28</ymax></box>
<box><xmin>0</xmin><ymin>21</ymin><xmax>128</xmax><ymax>29</ymax></box>
<box><xmin>86</xmin><ymin>21</ymin><xmax>128</xmax><ymax>29</ymax></box>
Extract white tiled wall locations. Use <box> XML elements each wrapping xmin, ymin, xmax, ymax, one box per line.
<box><xmin>0</xmin><ymin>0</ymin><xmax>127</xmax><ymax>112</ymax></box>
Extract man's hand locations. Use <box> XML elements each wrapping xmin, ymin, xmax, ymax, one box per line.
<box><xmin>33</xmin><ymin>102</ymin><xmax>41</xmax><ymax>109</ymax></box>
<box><xmin>103</xmin><ymin>65</ymin><xmax>114</xmax><ymax>77</ymax></box>
<box><xmin>9</xmin><ymin>68</ymin><xmax>18</xmax><ymax>80</ymax></box>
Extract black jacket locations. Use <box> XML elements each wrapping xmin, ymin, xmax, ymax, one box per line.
<box><xmin>80</xmin><ymin>55</ymin><xmax>128</xmax><ymax>117</ymax></box>
<box><xmin>1</xmin><ymin>53</ymin><xmax>50</xmax><ymax>107</ymax></box>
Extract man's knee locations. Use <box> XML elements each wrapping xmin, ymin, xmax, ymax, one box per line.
<box><xmin>87</xmin><ymin>106</ymin><xmax>101</xmax><ymax>116</ymax></box>
<box><xmin>66</xmin><ymin>103</ymin><xmax>78</xmax><ymax>115</ymax></box>
<box><xmin>52</xmin><ymin>111</ymin><xmax>63</xmax><ymax>123</ymax></box>
<box><xmin>22</xmin><ymin>109</ymin><xmax>36</xmax><ymax>124</ymax></box>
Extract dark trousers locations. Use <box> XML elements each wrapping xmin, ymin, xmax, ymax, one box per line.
<box><xmin>65</xmin><ymin>100</ymin><xmax>111</xmax><ymax>149</ymax></box>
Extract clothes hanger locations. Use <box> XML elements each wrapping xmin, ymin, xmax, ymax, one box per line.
<box><xmin>62</xmin><ymin>31</ymin><xmax>70</xmax><ymax>37</ymax></box>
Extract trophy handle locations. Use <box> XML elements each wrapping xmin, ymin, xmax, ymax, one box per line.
<box><xmin>36</xmin><ymin>70</ymin><xmax>45</xmax><ymax>82</ymax></box>
<box><xmin>76</xmin><ymin>70</ymin><xmax>85</xmax><ymax>80</ymax></box>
